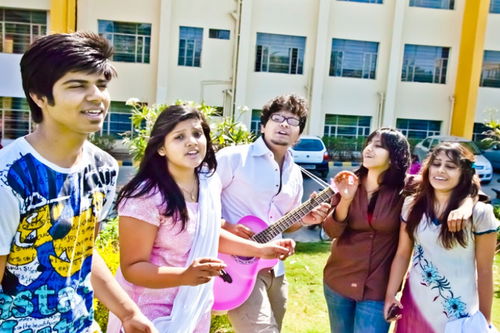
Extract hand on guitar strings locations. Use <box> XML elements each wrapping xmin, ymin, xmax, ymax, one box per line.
<box><xmin>257</xmin><ymin>238</ymin><xmax>296</xmax><ymax>260</ymax></box>
<box><xmin>181</xmin><ymin>257</ymin><xmax>227</xmax><ymax>286</ymax></box>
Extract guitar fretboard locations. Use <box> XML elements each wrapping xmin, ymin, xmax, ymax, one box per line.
<box><xmin>251</xmin><ymin>186</ymin><xmax>336</xmax><ymax>244</ymax></box>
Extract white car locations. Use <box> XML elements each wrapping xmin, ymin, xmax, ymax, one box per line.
<box><xmin>290</xmin><ymin>136</ymin><xmax>330</xmax><ymax>179</ymax></box>
<box><xmin>413</xmin><ymin>135</ymin><xmax>493</xmax><ymax>183</ymax></box>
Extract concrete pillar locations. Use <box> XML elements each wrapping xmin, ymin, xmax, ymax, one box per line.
<box><xmin>451</xmin><ymin>0</ymin><xmax>491</xmax><ymax>139</ymax></box>
<box><xmin>382</xmin><ymin>0</ymin><xmax>406</xmax><ymax>128</ymax></box>
<box><xmin>308</xmin><ymin>0</ymin><xmax>331</xmax><ymax>136</ymax></box>
<box><xmin>50</xmin><ymin>0</ymin><xmax>76</xmax><ymax>33</ymax></box>
<box><xmin>155</xmin><ymin>0</ymin><xmax>173</xmax><ymax>104</ymax></box>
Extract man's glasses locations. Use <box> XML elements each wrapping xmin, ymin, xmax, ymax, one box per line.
<box><xmin>270</xmin><ymin>113</ymin><xmax>301</xmax><ymax>127</ymax></box>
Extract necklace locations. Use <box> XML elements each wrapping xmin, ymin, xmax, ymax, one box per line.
<box><xmin>179</xmin><ymin>180</ymin><xmax>198</xmax><ymax>201</ymax></box>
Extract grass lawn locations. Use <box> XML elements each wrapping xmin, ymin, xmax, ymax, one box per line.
<box><xmin>211</xmin><ymin>241</ymin><xmax>500</xmax><ymax>332</ymax></box>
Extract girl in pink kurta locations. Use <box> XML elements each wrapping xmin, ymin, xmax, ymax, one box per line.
<box><xmin>112</xmin><ymin>190</ymin><xmax>212</xmax><ymax>332</ymax></box>
<box><xmin>107</xmin><ymin>105</ymin><xmax>295</xmax><ymax>333</ymax></box>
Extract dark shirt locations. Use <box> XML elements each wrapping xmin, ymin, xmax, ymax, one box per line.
<box><xmin>323</xmin><ymin>185</ymin><xmax>404</xmax><ymax>301</ymax></box>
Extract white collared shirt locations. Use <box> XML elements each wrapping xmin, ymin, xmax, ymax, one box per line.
<box><xmin>216</xmin><ymin>136</ymin><xmax>303</xmax><ymax>276</ymax></box>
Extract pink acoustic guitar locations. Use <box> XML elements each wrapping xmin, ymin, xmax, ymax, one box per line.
<box><xmin>213</xmin><ymin>185</ymin><xmax>339</xmax><ymax>311</ymax></box>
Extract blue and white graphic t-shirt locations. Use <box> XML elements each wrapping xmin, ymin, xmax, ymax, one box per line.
<box><xmin>0</xmin><ymin>137</ymin><xmax>118</xmax><ymax>333</ymax></box>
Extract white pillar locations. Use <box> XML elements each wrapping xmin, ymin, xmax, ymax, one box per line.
<box><xmin>382</xmin><ymin>0</ymin><xmax>406</xmax><ymax>127</ymax></box>
<box><xmin>233</xmin><ymin>0</ymin><xmax>252</xmax><ymax>124</ymax></box>
<box><xmin>155</xmin><ymin>0</ymin><xmax>173</xmax><ymax>104</ymax></box>
<box><xmin>308</xmin><ymin>0</ymin><xmax>331</xmax><ymax>136</ymax></box>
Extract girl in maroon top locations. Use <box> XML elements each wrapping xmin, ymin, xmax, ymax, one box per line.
<box><xmin>322</xmin><ymin>128</ymin><xmax>472</xmax><ymax>333</ymax></box>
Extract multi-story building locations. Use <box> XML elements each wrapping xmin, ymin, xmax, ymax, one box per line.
<box><xmin>1</xmin><ymin>0</ymin><xmax>499</xmax><ymax>149</ymax></box>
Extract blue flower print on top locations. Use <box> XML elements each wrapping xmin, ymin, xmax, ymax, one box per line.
<box><xmin>421</xmin><ymin>263</ymin><xmax>439</xmax><ymax>285</ymax></box>
<box><xmin>413</xmin><ymin>244</ymin><xmax>469</xmax><ymax>320</ymax></box>
<box><xmin>443</xmin><ymin>297</ymin><xmax>467</xmax><ymax>319</ymax></box>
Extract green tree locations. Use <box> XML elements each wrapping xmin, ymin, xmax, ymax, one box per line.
<box><xmin>481</xmin><ymin>108</ymin><xmax>500</xmax><ymax>148</ymax></box>
<box><xmin>123</xmin><ymin>99</ymin><xmax>255</xmax><ymax>163</ymax></box>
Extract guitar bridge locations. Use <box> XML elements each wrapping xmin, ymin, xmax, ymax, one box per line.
<box><xmin>219</xmin><ymin>269</ymin><xmax>233</xmax><ymax>283</ymax></box>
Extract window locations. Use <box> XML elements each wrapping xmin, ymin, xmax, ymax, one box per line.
<box><xmin>409</xmin><ymin>0</ymin><xmax>454</xmax><ymax>10</ymax></box>
<box><xmin>250</xmin><ymin>109</ymin><xmax>261</xmax><ymax>134</ymax></box>
<box><xmin>330</xmin><ymin>39</ymin><xmax>379</xmax><ymax>79</ymax></box>
<box><xmin>255</xmin><ymin>33</ymin><xmax>306</xmax><ymax>75</ymax></box>
<box><xmin>491</xmin><ymin>0</ymin><xmax>500</xmax><ymax>13</ymax></box>
<box><xmin>396</xmin><ymin>119</ymin><xmax>441</xmax><ymax>140</ymax></box>
<box><xmin>209</xmin><ymin>29</ymin><xmax>230</xmax><ymax>40</ymax></box>
<box><xmin>0</xmin><ymin>8</ymin><xmax>47</xmax><ymax>54</ymax></box>
<box><xmin>480</xmin><ymin>50</ymin><xmax>500</xmax><ymax>88</ymax></box>
<box><xmin>337</xmin><ymin>0</ymin><xmax>383</xmax><ymax>3</ymax></box>
<box><xmin>402</xmin><ymin>44</ymin><xmax>449</xmax><ymax>84</ymax></box>
<box><xmin>324</xmin><ymin>115</ymin><xmax>371</xmax><ymax>151</ymax></box>
<box><xmin>324</xmin><ymin>115</ymin><xmax>371</xmax><ymax>138</ymax></box>
<box><xmin>98</xmin><ymin>20</ymin><xmax>151</xmax><ymax>63</ymax></box>
<box><xmin>0</xmin><ymin>97</ymin><xmax>32</xmax><ymax>140</ymax></box>
<box><xmin>99</xmin><ymin>101</ymin><xmax>133</xmax><ymax>138</ymax></box>
<box><xmin>178</xmin><ymin>26</ymin><xmax>203</xmax><ymax>67</ymax></box>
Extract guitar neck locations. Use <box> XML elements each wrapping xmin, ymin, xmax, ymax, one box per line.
<box><xmin>251</xmin><ymin>186</ymin><xmax>336</xmax><ymax>244</ymax></box>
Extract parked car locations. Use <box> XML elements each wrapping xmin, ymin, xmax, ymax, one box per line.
<box><xmin>483</xmin><ymin>144</ymin><xmax>500</xmax><ymax>171</ymax></box>
<box><xmin>290</xmin><ymin>136</ymin><xmax>330</xmax><ymax>179</ymax></box>
<box><xmin>413</xmin><ymin>135</ymin><xmax>493</xmax><ymax>183</ymax></box>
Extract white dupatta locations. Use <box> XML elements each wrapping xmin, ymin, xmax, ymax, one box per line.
<box><xmin>152</xmin><ymin>172</ymin><xmax>221</xmax><ymax>333</ymax></box>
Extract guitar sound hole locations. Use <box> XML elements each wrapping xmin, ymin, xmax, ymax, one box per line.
<box><xmin>233</xmin><ymin>255</ymin><xmax>257</xmax><ymax>264</ymax></box>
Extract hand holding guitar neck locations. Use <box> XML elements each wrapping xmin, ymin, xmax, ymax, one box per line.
<box><xmin>301</xmin><ymin>192</ymin><xmax>332</xmax><ymax>226</ymax></box>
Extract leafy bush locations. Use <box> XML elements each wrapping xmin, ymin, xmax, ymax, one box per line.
<box><xmin>480</xmin><ymin>108</ymin><xmax>500</xmax><ymax>149</ymax></box>
<box><xmin>89</xmin><ymin>134</ymin><xmax>116</xmax><ymax>153</ymax></box>
<box><xmin>322</xmin><ymin>136</ymin><xmax>364</xmax><ymax>161</ymax></box>
<box><xmin>94</xmin><ymin>218</ymin><xmax>120</xmax><ymax>330</ymax></box>
<box><xmin>123</xmin><ymin>100</ymin><xmax>255</xmax><ymax>163</ymax></box>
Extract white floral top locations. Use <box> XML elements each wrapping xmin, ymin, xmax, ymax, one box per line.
<box><xmin>396</xmin><ymin>199</ymin><xmax>499</xmax><ymax>333</ymax></box>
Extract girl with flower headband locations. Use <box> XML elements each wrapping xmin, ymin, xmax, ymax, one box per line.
<box><xmin>385</xmin><ymin>142</ymin><xmax>498</xmax><ymax>332</ymax></box>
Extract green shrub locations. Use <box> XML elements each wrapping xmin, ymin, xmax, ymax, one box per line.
<box><xmin>94</xmin><ymin>218</ymin><xmax>120</xmax><ymax>331</ymax></box>
<box><xmin>123</xmin><ymin>100</ymin><xmax>255</xmax><ymax>163</ymax></box>
<box><xmin>322</xmin><ymin>136</ymin><xmax>364</xmax><ymax>161</ymax></box>
<box><xmin>89</xmin><ymin>134</ymin><xmax>116</xmax><ymax>153</ymax></box>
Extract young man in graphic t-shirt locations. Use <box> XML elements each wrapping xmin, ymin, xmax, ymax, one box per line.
<box><xmin>0</xmin><ymin>32</ymin><xmax>156</xmax><ymax>333</ymax></box>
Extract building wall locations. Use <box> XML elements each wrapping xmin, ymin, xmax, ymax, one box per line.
<box><xmin>165</xmin><ymin>0</ymin><xmax>235</xmax><ymax>106</ymax></box>
<box><xmin>478</xmin><ymin>4</ymin><xmax>500</xmax><ymax>123</ymax></box>
<box><xmin>1</xmin><ymin>0</ymin><xmax>499</xmax><ymax>143</ymax></box>
<box><xmin>323</xmin><ymin>0</ymin><xmax>393</xmax><ymax>122</ymax></box>
<box><xmin>77</xmin><ymin>0</ymin><xmax>161</xmax><ymax>104</ymax></box>
<box><xmin>0</xmin><ymin>0</ymin><xmax>51</xmax><ymax>98</ymax></box>
<box><xmin>394</xmin><ymin>2</ymin><xmax>465</xmax><ymax>132</ymax></box>
<box><xmin>242</xmin><ymin>0</ymin><xmax>318</xmax><ymax>111</ymax></box>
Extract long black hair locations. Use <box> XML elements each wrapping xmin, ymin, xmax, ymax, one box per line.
<box><xmin>405</xmin><ymin>142</ymin><xmax>479</xmax><ymax>248</ymax></box>
<box><xmin>355</xmin><ymin>127</ymin><xmax>411</xmax><ymax>190</ymax></box>
<box><xmin>117</xmin><ymin>105</ymin><xmax>216</xmax><ymax>230</ymax></box>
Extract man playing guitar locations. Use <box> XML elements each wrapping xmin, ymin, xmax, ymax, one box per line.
<box><xmin>217</xmin><ymin>94</ymin><xmax>331</xmax><ymax>332</ymax></box>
